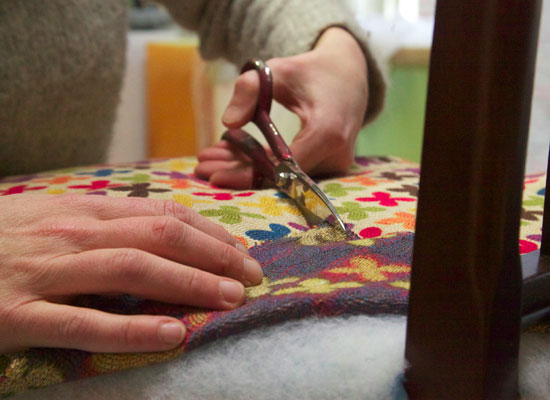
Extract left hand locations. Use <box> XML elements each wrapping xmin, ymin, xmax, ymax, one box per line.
<box><xmin>195</xmin><ymin>27</ymin><xmax>369</xmax><ymax>189</ymax></box>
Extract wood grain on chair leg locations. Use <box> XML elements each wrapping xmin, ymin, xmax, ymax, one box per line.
<box><xmin>404</xmin><ymin>1</ymin><xmax>542</xmax><ymax>399</ymax></box>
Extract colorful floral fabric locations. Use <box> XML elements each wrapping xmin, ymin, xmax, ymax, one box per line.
<box><xmin>0</xmin><ymin>156</ymin><xmax>546</xmax><ymax>396</ymax></box>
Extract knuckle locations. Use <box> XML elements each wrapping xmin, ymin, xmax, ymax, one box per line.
<box><xmin>110</xmin><ymin>249</ymin><xmax>148</xmax><ymax>282</ymax></box>
<box><xmin>116</xmin><ymin>319</ymin><xmax>137</xmax><ymax>347</ymax></box>
<box><xmin>162</xmin><ymin>200</ymin><xmax>194</xmax><ymax>224</ymax></box>
<box><xmin>58</xmin><ymin>312</ymin><xmax>92</xmax><ymax>342</ymax></box>
<box><xmin>272</xmin><ymin>57</ymin><xmax>299</xmax><ymax>79</ymax></box>
<box><xmin>184</xmin><ymin>268</ymin><xmax>206</xmax><ymax>298</ymax></box>
<box><xmin>235</xmin><ymin>73</ymin><xmax>258</xmax><ymax>97</ymax></box>
<box><xmin>161</xmin><ymin>200</ymin><xmax>178</xmax><ymax>218</ymax></box>
<box><xmin>151</xmin><ymin>217</ymin><xmax>184</xmax><ymax>247</ymax></box>
<box><xmin>112</xmin><ymin>248</ymin><xmax>143</xmax><ymax>266</ymax></box>
<box><xmin>217</xmin><ymin>244</ymin><xmax>236</xmax><ymax>276</ymax></box>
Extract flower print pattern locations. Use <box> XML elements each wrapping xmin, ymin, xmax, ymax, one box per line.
<box><xmin>356</xmin><ymin>191</ymin><xmax>415</xmax><ymax>207</ymax></box>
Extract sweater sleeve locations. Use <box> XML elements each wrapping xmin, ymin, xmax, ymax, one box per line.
<box><xmin>157</xmin><ymin>0</ymin><xmax>386</xmax><ymax>123</ymax></box>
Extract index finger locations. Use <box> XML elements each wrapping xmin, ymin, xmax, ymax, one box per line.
<box><xmin>50</xmin><ymin>195</ymin><xmax>248</xmax><ymax>252</ymax></box>
<box><xmin>222</xmin><ymin>70</ymin><xmax>259</xmax><ymax>128</ymax></box>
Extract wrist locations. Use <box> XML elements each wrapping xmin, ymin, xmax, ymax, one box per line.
<box><xmin>316</xmin><ymin>27</ymin><xmax>365</xmax><ymax>55</ymax></box>
<box><xmin>314</xmin><ymin>27</ymin><xmax>367</xmax><ymax>74</ymax></box>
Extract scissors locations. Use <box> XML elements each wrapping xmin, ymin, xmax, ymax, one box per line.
<box><xmin>221</xmin><ymin>59</ymin><xmax>347</xmax><ymax>233</ymax></box>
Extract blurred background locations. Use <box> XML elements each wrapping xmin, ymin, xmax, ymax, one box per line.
<box><xmin>110</xmin><ymin>0</ymin><xmax>549</xmax><ymax>174</ymax></box>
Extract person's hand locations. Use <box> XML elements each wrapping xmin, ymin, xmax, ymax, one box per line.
<box><xmin>195</xmin><ymin>27</ymin><xmax>368</xmax><ymax>189</ymax></box>
<box><xmin>0</xmin><ymin>194</ymin><xmax>263</xmax><ymax>353</ymax></box>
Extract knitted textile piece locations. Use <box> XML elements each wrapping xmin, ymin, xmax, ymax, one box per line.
<box><xmin>0</xmin><ymin>156</ymin><xmax>545</xmax><ymax>396</ymax></box>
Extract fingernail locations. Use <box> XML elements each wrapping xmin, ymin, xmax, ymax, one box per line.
<box><xmin>158</xmin><ymin>322</ymin><xmax>186</xmax><ymax>345</ymax></box>
<box><xmin>219</xmin><ymin>280</ymin><xmax>244</xmax><ymax>304</ymax></box>
<box><xmin>222</xmin><ymin>105</ymin><xmax>240</xmax><ymax>125</ymax></box>
<box><xmin>235</xmin><ymin>242</ymin><xmax>249</xmax><ymax>255</ymax></box>
<box><xmin>243</xmin><ymin>258</ymin><xmax>263</xmax><ymax>286</ymax></box>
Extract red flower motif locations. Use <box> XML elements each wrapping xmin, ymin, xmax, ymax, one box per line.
<box><xmin>359</xmin><ymin>227</ymin><xmax>382</xmax><ymax>238</ymax></box>
<box><xmin>0</xmin><ymin>184</ymin><xmax>47</xmax><ymax>196</ymax></box>
<box><xmin>356</xmin><ymin>191</ymin><xmax>415</xmax><ymax>207</ymax></box>
<box><xmin>68</xmin><ymin>180</ymin><xmax>124</xmax><ymax>190</ymax></box>
<box><xmin>193</xmin><ymin>192</ymin><xmax>254</xmax><ymax>201</ymax></box>
<box><xmin>519</xmin><ymin>239</ymin><xmax>538</xmax><ymax>255</ymax></box>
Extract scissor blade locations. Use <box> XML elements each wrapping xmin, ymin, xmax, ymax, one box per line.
<box><xmin>274</xmin><ymin>161</ymin><xmax>347</xmax><ymax>232</ymax></box>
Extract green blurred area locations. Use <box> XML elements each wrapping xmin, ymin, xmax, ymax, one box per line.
<box><xmin>356</xmin><ymin>66</ymin><xmax>429</xmax><ymax>163</ymax></box>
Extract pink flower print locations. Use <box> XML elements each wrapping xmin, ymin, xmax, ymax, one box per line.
<box><xmin>68</xmin><ymin>180</ymin><xmax>124</xmax><ymax>191</ymax></box>
<box><xmin>288</xmin><ymin>222</ymin><xmax>309</xmax><ymax>231</ymax></box>
<box><xmin>519</xmin><ymin>239</ymin><xmax>538</xmax><ymax>255</ymax></box>
<box><xmin>193</xmin><ymin>192</ymin><xmax>254</xmax><ymax>201</ymax></box>
<box><xmin>524</xmin><ymin>172</ymin><xmax>545</xmax><ymax>188</ymax></box>
<box><xmin>0</xmin><ymin>184</ymin><xmax>47</xmax><ymax>196</ymax></box>
<box><xmin>526</xmin><ymin>234</ymin><xmax>542</xmax><ymax>242</ymax></box>
<box><xmin>359</xmin><ymin>227</ymin><xmax>382</xmax><ymax>238</ymax></box>
<box><xmin>356</xmin><ymin>191</ymin><xmax>415</xmax><ymax>207</ymax></box>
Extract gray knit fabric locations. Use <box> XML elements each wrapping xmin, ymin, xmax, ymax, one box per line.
<box><xmin>0</xmin><ymin>0</ymin><xmax>385</xmax><ymax>177</ymax></box>
<box><xmin>0</xmin><ymin>0</ymin><xmax>128</xmax><ymax>177</ymax></box>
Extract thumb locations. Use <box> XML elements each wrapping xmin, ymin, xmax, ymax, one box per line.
<box><xmin>222</xmin><ymin>70</ymin><xmax>259</xmax><ymax>128</ymax></box>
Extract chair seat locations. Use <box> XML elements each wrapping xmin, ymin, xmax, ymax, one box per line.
<box><xmin>0</xmin><ymin>156</ymin><xmax>545</xmax><ymax>396</ymax></box>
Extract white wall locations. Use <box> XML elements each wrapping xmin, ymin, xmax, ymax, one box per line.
<box><xmin>527</xmin><ymin>1</ymin><xmax>550</xmax><ymax>173</ymax></box>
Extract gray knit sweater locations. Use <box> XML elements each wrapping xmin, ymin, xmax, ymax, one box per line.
<box><xmin>0</xmin><ymin>0</ymin><xmax>384</xmax><ymax>177</ymax></box>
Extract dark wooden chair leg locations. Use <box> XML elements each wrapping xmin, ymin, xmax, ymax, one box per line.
<box><xmin>522</xmin><ymin>152</ymin><xmax>550</xmax><ymax>323</ymax></box>
<box><xmin>541</xmin><ymin>160</ymin><xmax>550</xmax><ymax>255</ymax></box>
<box><xmin>404</xmin><ymin>1</ymin><xmax>542</xmax><ymax>399</ymax></box>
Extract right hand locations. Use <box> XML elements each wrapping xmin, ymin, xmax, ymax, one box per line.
<box><xmin>195</xmin><ymin>28</ymin><xmax>369</xmax><ymax>189</ymax></box>
<box><xmin>0</xmin><ymin>194</ymin><xmax>263</xmax><ymax>353</ymax></box>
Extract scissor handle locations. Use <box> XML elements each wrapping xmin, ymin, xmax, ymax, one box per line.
<box><xmin>222</xmin><ymin>129</ymin><xmax>276</xmax><ymax>189</ymax></box>
<box><xmin>242</xmin><ymin>59</ymin><xmax>294</xmax><ymax>163</ymax></box>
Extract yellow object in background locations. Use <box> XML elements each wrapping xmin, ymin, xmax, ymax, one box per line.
<box><xmin>146</xmin><ymin>41</ymin><xmax>214</xmax><ymax>157</ymax></box>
